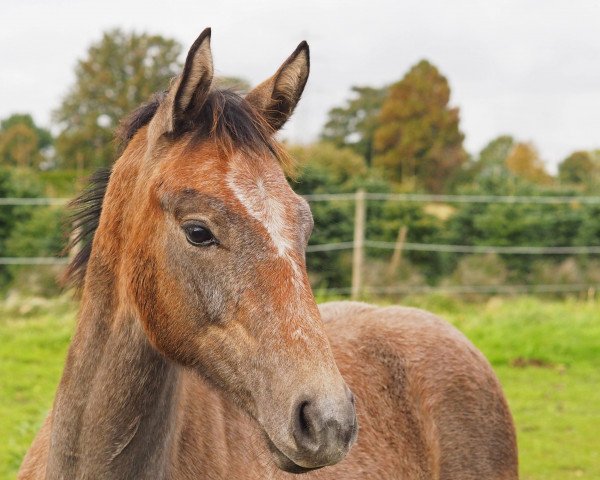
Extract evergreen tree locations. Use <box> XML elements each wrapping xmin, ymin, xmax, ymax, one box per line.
<box><xmin>321</xmin><ymin>86</ymin><xmax>388</xmax><ymax>165</ymax></box>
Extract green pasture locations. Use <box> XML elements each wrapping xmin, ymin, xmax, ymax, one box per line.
<box><xmin>0</xmin><ymin>295</ymin><xmax>599</xmax><ymax>479</ymax></box>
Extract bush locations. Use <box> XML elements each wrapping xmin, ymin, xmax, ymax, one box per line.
<box><xmin>291</xmin><ymin>143</ymin><xmax>369</xmax><ymax>289</ymax></box>
<box><xmin>291</xmin><ymin>142</ymin><xmax>446</xmax><ymax>289</ymax></box>
<box><xmin>445</xmin><ymin>253</ymin><xmax>508</xmax><ymax>287</ymax></box>
<box><xmin>0</xmin><ymin>168</ymin><xmax>47</xmax><ymax>287</ymax></box>
<box><xmin>38</xmin><ymin>169</ymin><xmax>84</xmax><ymax>197</ymax></box>
<box><xmin>5</xmin><ymin>207</ymin><xmax>67</xmax><ymax>258</ymax></box>
<box><xmin>367</xmin><ymin>199</ymin><xmax>443</xmax><ymax>281</ymax></box>
<box><xmin>363</xmin><ymin>258</ymin><xmax>427</xmax><ymax>293</ymax></box>
<box><xmin>529</xmin><ymin>258</ymin><xmax>583</xmax><ymax>286</ymax></box>
<box><xmin>442</xmin><ymin>186</ymin><xmax>593</xmax><ymax>281</ymax></box>
<box><xmin>4</xmin><ymin>206</ymin><xmax>68</xmax><ymax>296</ymax></box>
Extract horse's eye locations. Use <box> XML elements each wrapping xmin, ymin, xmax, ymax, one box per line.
<box><xmin>184</xmin><ymin>224</ymin><xmax>216</xmax><ymax>247</ymax></box>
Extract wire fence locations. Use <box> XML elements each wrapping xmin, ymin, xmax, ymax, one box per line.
<box><xmin>306</xmin><ymin>191</ymin><xmax>600</xmax><ymax>297</ymax></box>
<box><xmin>2</xmin><ymin>193</ymin><xmax>600</xmax><ymax>297</ymax></box>
<box><xmin>304</xmin><ymin>192</ymin><xmax>600</xmax><ymax>204</ymax></box>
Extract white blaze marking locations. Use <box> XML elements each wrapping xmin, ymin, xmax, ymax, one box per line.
<box><xmin>226</xmin><ymin>155</ymin><xmax>303</xmax><ymax>286</ymax></box>
<box><xmin>248</xmin><ymin>177</ymin><xmax>293</xmax><ymax>257</ymax></box>
<box><xmin>226</xmin><ymin>154</ymin><xmax>321</xmax><ymax>340</ymax></box>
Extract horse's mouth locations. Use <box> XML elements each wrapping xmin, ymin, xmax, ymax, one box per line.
<box><xmin>264</xmin><ymin>436</ymin><xmax>324</xmax><ymax>474</ymax></box>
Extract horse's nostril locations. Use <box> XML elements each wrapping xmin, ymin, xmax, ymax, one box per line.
<box><xmin>290</xmin><ymin>393</ymin><xmax>357</xmax><ymax>468</ymax></box>
<box><xmin>297</xmin><ymin>401</ymin><xmax>312</xmax><ymax>437</ymax></box>
<box><xmin>293</xmin><ymin>395</ymin><xmax>356</xmax><ymax>452</ymax></box>
<box><xmin>294</xmin><ymin>399</ymin><xmax>322</xmax><ymax>453</ymax></box>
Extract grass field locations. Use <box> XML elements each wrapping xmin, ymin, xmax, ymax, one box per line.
<box><xmin>1</xmin><ymin>295</ymin><xmax>599</xmax><ymax>479</ymax></box>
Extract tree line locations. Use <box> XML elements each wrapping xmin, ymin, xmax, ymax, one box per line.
<box><xmin>0</xmin><ymin>29</ymin><xmax>599</xmax><ymax>295</ymax></box>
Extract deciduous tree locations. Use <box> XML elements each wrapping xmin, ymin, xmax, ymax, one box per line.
<box><xmin>53</xmin><ymin>29</ymin><xmax>183</xmax><ymax>169</ymax></box>
<box><xmin>505</xmin><ymin>142</ymin><xmax>552</xmax><ymax>185</ymax></box>
<box><xmin>373</xmin><ymin>60</ymin><xmax>467</xmax><ymax>193</ymax></box>
<box><xmin>0</xmin><ymin>114</ymin><xmax>52</xmax><ymax>168</ymax></box>
<box><xmin>558</xmin><ymin>151</ymin><xmax>597</xmax><ymax>185</ymax></box>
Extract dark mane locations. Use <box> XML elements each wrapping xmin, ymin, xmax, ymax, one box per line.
<box><xmin>63</xmin><ymin>168</ymin><xmax>111</xmax><ymax>288</ymax></box>
<box><xmin>177</xmin><ymin>89</ymin><xmax>283</xmax><ymax>160</ymax></box>
<box><xmin>116</xmin><ymin>89</ymin><xmax>282</xmax><ymax>157</ymax></box>
<box><xmin>64</xmin><ymin>88</ymin><xmax>291</xmax><ymax>289</ymax></box>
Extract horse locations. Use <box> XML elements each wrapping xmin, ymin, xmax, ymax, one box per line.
<box><xmin>19</xmin><ymin>28</ymin><xmax>518</xmax><ymax>479</ymax></box>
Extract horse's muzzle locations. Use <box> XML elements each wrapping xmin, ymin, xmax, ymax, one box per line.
<box><xmin>282</xmin><ymin>384</ymin><xmax>358</xmax><ymax>471</ymax></box>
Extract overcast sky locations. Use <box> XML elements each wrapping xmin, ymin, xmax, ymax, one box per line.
<box><xmin>2</xmin><ymin>0</ymin><xmax>599</xmax><ymax>171</ymax></box>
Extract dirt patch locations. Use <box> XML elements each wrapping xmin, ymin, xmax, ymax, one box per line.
<box><xmin>510</xmin><ymin>357</ymin><xmax>554</xmax><ymax>368</ymax></box>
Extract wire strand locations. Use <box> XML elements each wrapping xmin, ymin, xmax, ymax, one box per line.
<box><xmin>303</xmin><ymin>192</ymin><xmax>600</xmax><ymax>204</ymax></box>
<box><xmin>0</xmin><ymin>257</ymin><xmax>69</xmax><ymax>265</ymax></box>
<box><xmin>307</xmin><ymin>241</ymin><xmax>600</xmax><ymax>254</ymax></box>
<box><xmin>3</xmin><ymin>193</ymin><xmax>600</xmax><ymax>206</ymax></box>
<box><xmin>319</xmin><ymin>283</ymin><xmax>600</xmax><ymax>295</ymax></box>
<box><xmin>0</xmin><ymin>198</ymin><xmax>70</xmax><ymax>205</ymax></box>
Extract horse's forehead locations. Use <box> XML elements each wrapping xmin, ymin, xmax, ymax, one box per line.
<box><xmin>225</xmin><ymin>151</ymin><xmax>307</xmax><ymax>293</ymax></box>
<box><xmin>226</xmin><ymin>151</ymin><xmax>293</xmax><ymax>199</ymax></box>
<box><xmin>161</xmin><ymin>142</ymin><xmax>226</xmax><ymax>191</ymax></box>
<box><xmin>163</xmin><ymin>143</ymin><xmax>293</xmax><ymax>205</ymax></box>
<box><xmin>157</xmin><ymin>144</ymin><xmax>309</xmax><ymax>254</ymax></box>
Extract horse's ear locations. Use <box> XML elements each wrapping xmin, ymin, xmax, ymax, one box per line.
<box><xmin>169</xmin><ymin>28</ymin><xmax>214</xmax><ymax>132</ymax></box>
<box><xmin>246</xmin><ymin>41</ymin><xmax>310</xmax><ymax>132</ymax></box>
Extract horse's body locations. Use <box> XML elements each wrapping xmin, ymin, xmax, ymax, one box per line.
<box><xmin>22</xmin><ymin>302</ymin><xmax>517</xmax><ymax>479</ymax></box>
<box><xmin>20</xmin><ymin>29</ymin><xmax>518</xmax><ymax>479</ymax></box>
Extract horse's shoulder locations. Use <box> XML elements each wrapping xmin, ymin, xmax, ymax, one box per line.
<box><xmin>319</xmin><ymin>300</ymin><xmax>486</xmax><ymax>371</ymax></box>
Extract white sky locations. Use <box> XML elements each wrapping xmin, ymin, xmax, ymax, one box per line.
<box><xmin>1</xmin><ymin>0</ymin><xmax>600</xmax><ymax>171</ymax></box>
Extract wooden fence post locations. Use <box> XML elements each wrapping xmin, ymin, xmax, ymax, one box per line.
<box><xmin>388</xmin><ymin>225</ymin><xmax>408</xmax><ymax>276</ymax></box>
<box><xmin>351</xmin><ymin>189</ymin><xmax>366</xmax><ymax>299</ymax></box>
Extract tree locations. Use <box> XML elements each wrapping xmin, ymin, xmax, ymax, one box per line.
<box><xmin>321</xmin><ymin>86</ymin><xmax>388</xmax><ymax>165</ymax></box>
<box><xmin>478</xmin><ymin>135</ymin><xmax>515</xmax><ymax>173</ymax></box>
<box><xmin>0</xmin><ymin>114</ymin><xmax>52</xmax><ymax>150</ymax></box>
<box><xmin>53</xmin><ymin>29</ymin><xmax>183</xmax><ymax>169</ymax></box>
<box><xmin>453</xmin><ymin>135</ymin><xmax>515</xmax><ymax>191</ymax></box>
<box><xmin>558</xmin><ymin>151</ymin><xmax>597</xmax><ymax>185</ymax></box>
<box><xmin>291</xmin><ymin>142</ymin><xmax>370</xmax><ymax>195</ymax></box>
<box><xmin>0</xmin><ymin>114</ymin><xmax>52</xmax><ymax>168</ymax></box>
<box><xmin>505</xmin><ymin>142</ymin><xmax>552</xmax><ymax>185</ymax></box>
<box><xmin>373</xmin><ymin>60</ymin><xmax>467</xmax><ymax>193</ymax></box>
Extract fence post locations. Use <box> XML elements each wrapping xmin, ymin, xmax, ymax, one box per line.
<box><xmin>388</xmin><ymin>225</ymin><xmax>408</xmax><ymax>276</ymax></box>
<box><xmin>351</xmin><ymin>189</ymin><xmax>366</xmax><ymax>300</ymax></box>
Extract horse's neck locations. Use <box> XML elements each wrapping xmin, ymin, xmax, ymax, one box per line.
<box><xmin>46</xmin><ymin>284</ymin><xmax>181</xmax><ymax>479</ymax></box>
